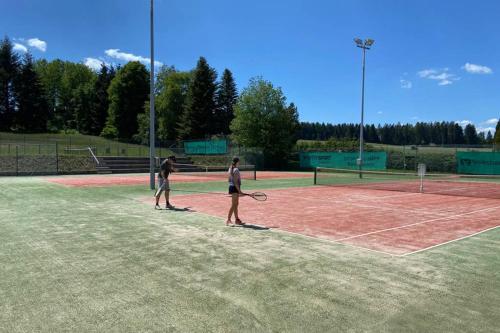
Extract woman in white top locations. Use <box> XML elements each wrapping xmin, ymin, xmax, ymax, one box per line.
<box><xmin>226</xmin><ymin>157</ymin><xmax>245</xmax><ymax>226</ymax></box>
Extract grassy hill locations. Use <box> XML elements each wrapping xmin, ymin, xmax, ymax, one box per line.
<box><xmin>0</xmin><ymin>132</ymin><xmax>174</xmax><ymax>157</ymax></box>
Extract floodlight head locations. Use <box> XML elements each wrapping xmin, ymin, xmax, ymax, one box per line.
<box><xmin>354</xmin><ymin>38</ymin><xmax>363</xmax><ymax>46</ymax></box>
<box><xmin>365</xmin><ymin>39</ymin><xmax>375</xmax><ymax>47</ymax></box>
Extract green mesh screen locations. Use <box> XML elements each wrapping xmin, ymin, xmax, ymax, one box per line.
<box><xmin>184</xmin><ymin>139</ymin><xmax>228</xmax><ymax>155</ymax></box>
<box><xmin>300</xmin><ymin>151</ymin><xmax>387</xmax><ymax>170</ymax></box>
<box><xmin>457</xmin><ymin>152</ymin><xmax>500</xmax><ymax>175</ymax></box>
<box><xmin>314</xmin><ymin>167</ymin><xmax>500</xmax><ymax>200</ymax></box>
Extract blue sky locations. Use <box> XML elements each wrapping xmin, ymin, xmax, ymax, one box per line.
<box><xmin>1</xmin><ymin>0</ymin><xmax>499</xmax><ymax>133</ymax></box>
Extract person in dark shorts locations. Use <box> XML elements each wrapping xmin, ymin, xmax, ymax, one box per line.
<box><xmin>155</xmin><ymin>155</ymin><xmax>176</xmax><ymax>209</ymax></box>
<box><xmin>226</xmin><ymin>157</ymin><xmax>244</xmax><ymax>226</ymax></box>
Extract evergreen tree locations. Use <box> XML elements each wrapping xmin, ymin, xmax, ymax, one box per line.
<box><xmin>101</xmin><ymin>61</ymin><xmax>149</xmax><ymax>140</ymax></box>
<box><xmin>494</xmin><ymin>120</ymin><xmax>500</xmax><ymax>146</ymax></box>
<box><xmin>89</xmin><ymin>64</ymin><xmax>115</xmax><ymax>135</ymax></box>
<box><xmin>454</xmin><ymin>123</ymin><xmax>465</xmax><ymax>144</ymax></box>
<box><xmin>464</xmin><ymin>123</ymin><xmax>479</xmax><ymax>144</ymax></box>
<box><xmin>0</xmin><ymin>36</ymin><xmax>19</xmax><ymax>131</ymax></box>
<box><xmin>178</xmin><ymin>57</ymin><xmax>217</xmax><ymax>139</ymax></box>
<box><xmin>215</xmin><ymin>69</ymin><xmax>238</xmax><ymax>135</ymax></box>
<box><xmin>486</xmin><ymin>130</ymin><xmax>493</xmax><ymax>144</ymax></box>
<box><xmin>14</xmin><ymin>53</ymin><xmax>49</xmax><ymax>132</ymax></box>
<box><xmin>477</xmin><ymin>132</ymin><xmax>486</xmax><ymax>144</ymax></box>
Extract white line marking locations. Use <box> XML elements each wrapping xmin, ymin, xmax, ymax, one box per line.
<box><xmin>401</xmin><ymin>226</ymin><xmax>500</xmax><ymax>256</ymax></box>
<box><xmin>167</xmin><ymin>206</ymin><xmax>399</xmax><ymax>257</ymax></box>
<box><xmin>273</xmin><ymin>229</ymin><xmax>398</xmax><ymax>257</ymax></box>
<box><xmin>336</xmin><ymin>205</ymin><xmax>500</xmax><ymax>241</ymax></box>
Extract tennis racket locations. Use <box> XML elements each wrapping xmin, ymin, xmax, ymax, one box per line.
<box><xmin>170</xmin><ymin>189</ymin><xmax>267</xmax><ymax>201</ymax></box>
<box><xmin>154</xmin><ymin>182</ymin><xmax>166</xmax><ymax>197</ymax></box>
<box><xmin>242</xmin><ymin>192</ymin><xmax>267</xmax><ymax>201</ymax></box>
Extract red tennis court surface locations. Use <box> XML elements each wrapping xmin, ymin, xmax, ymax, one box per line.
<box><xmin>168</xmin><ymin>186</ymin><xmax>500</xmax><ymax>256</ymax></box>
<box><xmin>46</xmin><ymin>171</ymin><xmax>310</xmax><ymax>187</ymax></box>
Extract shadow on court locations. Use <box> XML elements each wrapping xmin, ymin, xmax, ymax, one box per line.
<box><xmin>230</xmin><ymin>223</ymin><xmax>270</xmax><ymax>230</ymax></box>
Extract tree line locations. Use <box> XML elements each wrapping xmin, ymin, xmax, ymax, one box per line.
<box><xmin>0</xmin><ymin>36</ymin><xmax>238</xmax><ymax>142</ymax></box>
<box><xmin>300</xmin><ymin>121</ymin><xmax>500</xmax><ymax>145</ymax></box>
<box><xmin>0</xmin><ymin>36</ymin><xmax>298</xmax><ymax>166</ymax></box>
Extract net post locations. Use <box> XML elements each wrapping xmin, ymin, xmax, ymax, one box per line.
<box><xmin>314</xmin><ymin>167</ymin><xmax>317</xmax><ymax>185</ymax></box>
<box><xmin>253</xmin><ymin>164</ymin><xmax>257</xmax><ymax>180</ymax></box>
<box><xmin>418</xmin><ymin>163</ymin><xmax>426</xmax><ymax>193</ymax></box>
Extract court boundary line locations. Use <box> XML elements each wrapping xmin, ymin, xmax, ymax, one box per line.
<box><xmin>401</xmin><ymin>226</ymin><xmax>500</xmax><ymax>256</ymax></box>
<box><xmin>336</xmin><ymin>205</ymin><xmax>500</xmax><ymax>241</ymax></box>
<box><xmin>149</xmin><ymin>200</ymin><xmax>399</xmax><ymax>257</ymax></box>
<box><xmin>272</xmin><ymin>229</ymin><xmax>398</xmax><ymax>257</ymax></box>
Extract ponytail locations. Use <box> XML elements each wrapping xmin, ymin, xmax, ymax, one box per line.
<box><xmin>230</xmin><ymin>157</ymin><xmax>239</xmax><ymax>175</ymax></box>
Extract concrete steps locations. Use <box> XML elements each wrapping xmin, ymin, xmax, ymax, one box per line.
<box><xmin>96</xmin><ymin>156</ymin><xmax>193</xmax><ymax>174</ymax></box>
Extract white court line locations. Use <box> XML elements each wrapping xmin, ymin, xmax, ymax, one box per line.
<box><xmin>273</xmin><ymin>229</ymin><xmax>397</xmax><ymax>257</ymax></box>
<box><xmin>401</xmin><ymin>226</ymin><xmax>500</xmax><ymax>256</ymax></box>
<box><xmin>166</xmin><ymin>206</ymin><xmax>398</xmax><ymax>257</ymax></box>
<box><xmin>336</xmin><ymin>205</ymin><xmax>500</xmax><ymax>241</ymax></box>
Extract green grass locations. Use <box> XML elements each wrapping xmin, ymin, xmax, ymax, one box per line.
<box><xmin>1</xmin><ymin>175</ymin><xmax>499</xmax><ymax>332</ymax></box>
<box><xmin>0</xmin><ymin>132</ymin><xmax>174</xmax><ymax>157</ymax></box>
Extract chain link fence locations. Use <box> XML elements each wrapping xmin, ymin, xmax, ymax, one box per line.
<box><xmin>0</xmin><ymin>144</ymin><xmax>98</xmax><ymax>176</ymax></box>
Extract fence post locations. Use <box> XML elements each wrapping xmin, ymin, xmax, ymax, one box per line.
<box><xmin>55</xmin><ymin>142</ymin><xmax>59</xmax><ymax>174</ymax></box>
<box><xmin>403</xmin><ymin>145</ymin><xmax>406</xmax><ymax>170</ymax></box>
<box><xmin>15</xmin><ymin>145</ymin><xmax>19</xmax><ymax>176</ymax></box>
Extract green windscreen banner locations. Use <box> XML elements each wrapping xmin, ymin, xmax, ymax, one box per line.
<box><xmin>184</xmin><ymin>139</ymin><xmax>228</xmax><ymax>155</ymax></box>
<box><xmin>456</xmin><ymin>152</ymin><xmax>500</xmax><ymax>175</ymax></box>
<box><xmin>299</xmin><ymin>151</ymin><xmax>387</xmax><ymax>170</ymax></box>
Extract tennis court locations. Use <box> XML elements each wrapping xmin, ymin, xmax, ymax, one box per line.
<box><xmin>2</xmin><ymin>170</ymin><xmax>500</xmax><ymax>332</ymax></box>
<box><xmin>167</xmin><ymin>186</ymin><xmax>500</xmax><ymax>256</ymax></box>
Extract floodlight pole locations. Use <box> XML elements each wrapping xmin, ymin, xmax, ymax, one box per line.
<box><xmin>355</xmin><ymin>38</ymin><xmax>373</xmax><ymax>178</ymax></box>
<box><xmin>149</xmin><ymin>0</ymin><xmax>156</xmax><ymax>190</ymax></box>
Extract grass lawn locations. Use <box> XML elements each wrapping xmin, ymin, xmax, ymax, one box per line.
<box><xmin>0</xmin><ymin>175</ymin><xmax>499</xmax><ymax>332</ymax></box>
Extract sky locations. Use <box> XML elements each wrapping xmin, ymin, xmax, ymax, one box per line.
<box><xmin>1</xmin><ymin>0</ymin><xmax>499</xmax><ymax>133</ymax></box>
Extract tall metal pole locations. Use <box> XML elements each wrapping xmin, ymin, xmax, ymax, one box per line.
<box><xmin>149</xmin><ymin>0</ymin><xmax>156</xmax><ymax>190</ymax></box>
<box><xmin>358</xmin><ymin>47</ymin><xmax>366</xmax><ymax>178</ymax></box>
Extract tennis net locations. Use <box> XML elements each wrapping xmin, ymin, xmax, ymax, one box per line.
<box><xmin>172</xmin><ymin>163</ymin><xmax>257</xmax><ymax>180</ymax></box>
<box><xmin>314</xmin><ymin>167</ymin><xmax>500</xmax><ymax>200</ymax></box>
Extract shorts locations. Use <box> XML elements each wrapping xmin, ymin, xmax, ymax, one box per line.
<box><xmin>157</xmin><ymin>176</ymin><xmax>170</xmax><ymax>195</ymax></box>
<box><xmin>228</xmin><ymin>185</ymin><xmax>239</xmax><ymax>194</ymax></box>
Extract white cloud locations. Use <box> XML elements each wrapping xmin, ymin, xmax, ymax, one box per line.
<box><xmin>477</xmin><ymin>126</ymin><xmax>495</xmax><ymax>134</ymax></box>
<box><xmin>438</xmin><ymin>80</ymin><xmax>452</xmax><ymax>86</ymax></box>
<box><xmin>462</xmin><ymin>63</ymin><xmax>492</xmax><ymax>74</ymax></box>
<box><xmin>457</xmin><ymin>120</ymin><xmax>472</xmax><ymax>127</ymax></box>
<box><xmin>418</xmin><ymin>69</ymin><xmax>437</xmax><ymax>78</ymax></box>
<box><xmin>483</xmin><ymin>118</ymin><xmax>499</xmax><ymax>125</ymax></box>
<box><xmin>105</xmin><ymin>48</ymin><xmax>162</xmax><ymax>67</ymax></box>
<box><xmin>377</xmin><ymin>111</ymin><xmax>383</xmax><ymax>114</ymax></box>
<box><xmin>400</xmin><ymin>79</ymin><xmax>412</xmax><ymax>89</ymax></box>
<box><xmin>418</xmin><ymin>68</ymin><xmax>459</xmax><ymax>86</ymax></box>
<box><xmin>455</xmin><ymin>119</ymin><xmax>498</xmax><ymax>134</ymax></box>
<box><xmin>27</xmin><ymin>38</ymin><xmax>47</xmax><ymax>52</ymax></box>
<box><xmin>84</xmin><ymin>57</ymin><xmax>110</xmax><ymax>71</ymax></box>
<box><xmin>13</xmin><ymin>43</ymin><xmax>28</xmax><ymax>53</ymax></box>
